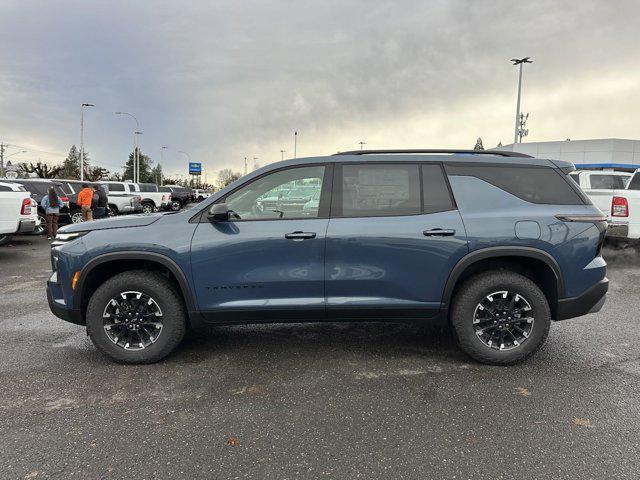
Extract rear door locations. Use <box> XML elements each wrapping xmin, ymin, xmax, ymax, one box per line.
<box><xmin>325</xmin><ymin>162</ymin><xmax>468</xmax><ymax>319</ymax></box>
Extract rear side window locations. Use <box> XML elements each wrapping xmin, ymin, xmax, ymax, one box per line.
<box><xmin>569</xmin><ymin>173</ymin><xmax>580</xmax><ymax>185</ymax></box>
<box><xmin>445</xmin><ymin>164</ymin><xmax>584</xmax><ymax>205</ymax></box>
<box><xmin>422</xmin><ymin>164</ymin><xmax>455</xmax><ymax>213</ymax></box>
<box><xmin>0</xmin><ymin>185</ymin><xmax>12</xmax><ymax>192</ymax></box>
<box><xmin>336</xmin><ymin>164</ymin><xmax>421</xmax><ymax>217</ymax></box>
<box><xmin>106</xmin><ymin>183</ymin><xmax>125</xmax><ymax>192</ymax></box>
<box><xmin>589</xmin><ymin>175</ymin><xmax>625</xmax><ymax>190</ymax></box>
<box><xmin>23</xmin><ymin>182</ymin><xmax>46</xmax><ymax>195</ymax></box>
<box><xmin>627</xmin><ymin>174</ymin><xmax>640</xmax><ymax>191</ymax></box>
<box><xmin>139</xmin><ymin>184</ymin><xmax>157</xmax><ymax>192</ymax></box>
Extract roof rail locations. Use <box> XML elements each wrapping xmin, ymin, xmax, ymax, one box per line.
<box><xmin>332</xmin><ymin>149</ymin><xmax>533</xmax><ymax>158</ymax></box>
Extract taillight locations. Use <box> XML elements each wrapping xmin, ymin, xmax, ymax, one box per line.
<box><xmin>20</xmin><ymin>198</ymin><xmax>31</xmax><ymax>215</ymax></box>
<box><xmin>612</xmin><ymin>196</ymin><xmax>629</xmax><ymax>217</ymax></box>
<box><xmin>60</xmin><ymin>196</ymin><xmax>69</xmax><ymax>202</ymax></box>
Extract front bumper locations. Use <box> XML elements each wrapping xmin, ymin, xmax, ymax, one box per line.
<box><xmin>555</xmin><ymin>277</ymin><xmax>609</xmax><ymax>320</ymax></box>
<box><xmin>47</xmin><ymin>274</ymin><xmax>84</xmax><ymax>325</ymax></box>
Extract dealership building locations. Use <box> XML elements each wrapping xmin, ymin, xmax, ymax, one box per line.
<box><xmin>498</xmin><ymin>138</ymin><xmax>640</xmax><ymax>170</ymax></box>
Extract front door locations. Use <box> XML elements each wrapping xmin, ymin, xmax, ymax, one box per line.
<box><xmin>325</xmin><ymin>162</ymin><xmax>468</xmax><ymax>319</ymax></box>
<box><xmin>191</xmin><ymin>164</ymin><xmax>332</xmax><ymax>323</ymax></box>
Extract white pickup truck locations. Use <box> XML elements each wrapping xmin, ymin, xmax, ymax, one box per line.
<box><xmin>133</xmin><ymin>183</ymin><xmax>171</xmax><ymax>213</ymax></box>
<box><xmin>0</xmin><ymin>181</ymin><xmax>38</xmax><ymax>245</ymax></box>
<box><xmin>570</xmin><ymin>170</ymin><xmax>638</xmax><ymax>241</ymax></box>
<box><xmin>98</xmin><ymin>181</ymin><xmax>143</xmax><ymax>216</ymax></box>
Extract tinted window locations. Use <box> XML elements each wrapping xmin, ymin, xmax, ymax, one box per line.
<box><xmin>589</xmin><ymin>175</ymin><xmax>625</xmax><ymax>190</ymax></box>
<box><xmin>159</xmin><ymin>186</ymin><xmax>171</xmax><ymax>192</ymax></box>
<box><xmin>569</xmin><ymin>174</ymin><xmax>580</xmax><ymax>185</ymax></box>
<box><xmin>422</xmin><ymin>164</ymin><xmax>455</xmax><ymax>213</ymax></box>
<box><xmin>22</xmin><ymin>182</ymin><xmax>47</xmax><ymax>195</ymax></box>
<box><xmin>225</xmin><ymin>166</ymin><xmax>326</xmax><ymax>220</ymax></box>
<box><xmin>106</xmin><ymin>183</ymin><xmax>125</xmax><ymax>192</ymax></box>
<box><xmin>446</xmin><ymin>164</ymin><xmax>584</xmax><ymax>205</ymax></box>
<box><xmin>337</xmin><ymin>164</ymin><xmax>421</xmax><ymax>217</ymax></box>
<box><xmin>0</xmin><ymin>185</ymin><xmax>12</xmax><ymax>192</ymax></box>
<box><xmin>138</xmin><ymin>184</ymin><xmax>158</xmax><ymax>192</ymax></box>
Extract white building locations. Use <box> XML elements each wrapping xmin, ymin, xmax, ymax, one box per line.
<box><xmin>498</xmin><ymin>138</ymin><xmax>640</xmax><ymax>170</ymax></box>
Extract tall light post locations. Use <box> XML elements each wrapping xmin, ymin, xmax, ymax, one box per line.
<box><xmin>294</xmin><ymin>131</ymin><xmax>298</xmax><ymax>158</ymax></box>
<box><xmin>358</xmin><ymin>141</ymin><xmax>366</xmax><ymax>150</ymax></box>
<box><xmin>115</xmin><ymin>111</ymin><xmax>140</xmax><ymax>182</ymax></box>
<box><xmin>280</xmin><ymin>149</ymin><xmax>286</xmax><ymax>161</ymax></box>
<box><xmin>511</xmin><ymin>57</ymin><xmax>532</xmax><ymax>145</ymax></box>
<box><xmin>178</xmin><ymin>150</ymin><xmax>192</xmax><ymax>186</ymax></box>
<box><xmin>253</xmin><ymin>157</ymin><xmax>258</xmax><ymax>171</ymax></box>
<box><xmin>160</xmin><ymin>146</ymin><xmax>167</xmax><ymax>185</ymax></box>
<box><xmin>80</xmin><ymin>103</ymin><xmax>94</xmax><ymax>181</ymax></box>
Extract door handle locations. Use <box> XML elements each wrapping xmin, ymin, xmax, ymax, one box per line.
<box><xmin>423</xmin><ymin>228</ymin><xmax>456</xmax><ymax>237</ymax></box>
<box><xmin>285</xmin><ymin>231</ymin><xmax>317</xmax><ymax>240</ymax></box>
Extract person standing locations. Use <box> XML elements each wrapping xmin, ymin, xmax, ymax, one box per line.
<box><xmin>78</xmin><ymin>183</ymin><xmax>94</xmax><ymax>221</ymax></box>
<box><xmin>92</xmin><ymin>184</ymin><xmax>108</xmax><ymax>219</ymax></box>
<box><xmin>40</xmin><ymin>187</ymin><xmax>61</xmax><ymax>240</ymax></box>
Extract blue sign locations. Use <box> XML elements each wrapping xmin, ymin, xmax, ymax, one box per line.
<box><xmin>189</xmin><ymin>162</ymin><xmax>202</xmax><ymax>175</ymax></box>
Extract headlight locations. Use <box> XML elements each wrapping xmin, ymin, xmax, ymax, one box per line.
<box><xmin>51</xmin><ymin>231</ymin><xmax>88</xmax><ymax>248</ymax></box>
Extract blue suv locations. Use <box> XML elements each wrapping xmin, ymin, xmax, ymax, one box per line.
<box><xmin>47</xmin><ymin>150</ymin><xmax>608</xmax><ymax>365</ymax></box>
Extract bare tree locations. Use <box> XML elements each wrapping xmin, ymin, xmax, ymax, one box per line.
<box><xmin>217</xmin><ymin>168</ymin><xmax>241</xmax><ymax>188</ymax></box>
<box><xmin>18</xmin><ymin>161</ymin><xmax>64</xmax><ymax>178</ymax></box>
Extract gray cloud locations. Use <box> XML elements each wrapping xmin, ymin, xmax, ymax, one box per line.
<box><xmin>0</xmin><ymin>0</ymin><xmax>638</xmax><ymax>180</ymax></box>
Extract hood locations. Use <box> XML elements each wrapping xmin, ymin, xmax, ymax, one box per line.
<box><xmin>59</xmin><ymin>213</ymin><xmax>164</xmax><ymax>233</ymax></box>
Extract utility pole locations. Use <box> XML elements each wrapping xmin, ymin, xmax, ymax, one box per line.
<box><xmin>517</xmin><ymin>112</ymin><xmax>530</xmax><ymax>143</ymax></box>
<box><xmin>116</xmin><ymin>111</ymin><xmax>140</xmax><ymax>182</ymax></box>
<box><xmin>244</xmin><ymin>157</ymin><xmax>247</xmax><ymax>175</ymax></box>
<box><xmin>160</xmin><ymin>146</ymin><xmax>167</xmax><ymax>185</ymax></box>
<box><xmin>80</xmin><ymin>103</ymin><xmax>94</xmax><ymax>181</ymax></box>
<box><xmin>294</xmin><ymin>131</ymin><xmax>297</xmax><ymax>158</ymax></box>
<box><xmin>511</xmin><ymin>57</ymin><xmax>532</xmax><ymax>145</ymax></box>
<box><xmin>280</xmin><ymin>150</ymin><xmax>286</xmax><ymax>161</ymax></box>
<box><xmin>358</xmin><ymin>141</ymin><xmax>366</xmax><ymax>150</ymax></box>
<box><xmin>0</xmin><ymin>143</ymin><xmax>4</xmax><ymax>178</ymax></box>
<box><xmin>253</xmin><ymin>157</ymin><xmax>258</xmax><ymax>170</ymax></box>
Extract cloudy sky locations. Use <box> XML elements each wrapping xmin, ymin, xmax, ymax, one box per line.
<box><xmin>0</xmin><ymin>0</ymin><xmax>638</xmax><ymax>181</ymax></box>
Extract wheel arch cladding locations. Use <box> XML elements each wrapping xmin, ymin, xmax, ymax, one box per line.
<box><xmin>77</xmin><ymin>252</ymin><xmax>197</xmax><ymax>321</ymax></box>
<box><xmin>442</xmin><ymin>247</ymin><xmax>563</xmax><ymax>318</ymax></box>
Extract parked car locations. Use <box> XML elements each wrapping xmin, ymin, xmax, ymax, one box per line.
<box><xmin>5</xmin><ymin>179</ymin><xmax>70</xmax><ymax>234</ymax></box>
<box><xmin>0</xmin><ymin>181</ymin><xmax>37</xmax><ymax>245</ymax></box>
<box><xmin>159</xmin><ymin>185</ymin><xmax>191</xmax><ymax>210</ymax></box>
<box><xmin>97</xmin><ymin>181</ymin><xmax>143</xmax><ymax>216</ymax></box>
<box><xmin>569</xmin><ymin>170</ymin><xmax>636</xmax><ymax>242</ymax></box>
<box><xmin>48</xmin><ymin>149</ymin><xmax>608</xmax><ymax>365</ymax></box>
<box><xmin>193</xmin><ymin>188</ymin><xmax>212</xmax><ymax>202</ymax></box>
<box><xmin>135</xmin><ymin>183</ymin><xmax>171</xmax><ymax>213</ymax></box>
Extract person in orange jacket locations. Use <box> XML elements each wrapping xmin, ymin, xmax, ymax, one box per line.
<box><xmin>77</xmin><ymin>183</ymin><xmax>94</xmax><ymax>221</ymax></box>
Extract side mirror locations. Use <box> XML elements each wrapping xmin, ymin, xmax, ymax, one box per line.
<box><xmin>208</xmin><ymin>203</ymin><xmax>230</xmax><ymax>222</ymax></box>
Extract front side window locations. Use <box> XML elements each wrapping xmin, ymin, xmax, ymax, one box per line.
<box><xmin>336</xmin><ymin>163</ymin><xmax>421</xmax><ymax>217</ymax></box>
<box><xmin>225</xmin><ymin>166</ymin><xmax>326</xmax><ymax>220</ymax></box>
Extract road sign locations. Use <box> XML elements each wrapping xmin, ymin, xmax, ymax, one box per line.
<box><xmin>189</xmin><ymin>162</ymin><xmax>202</xmax><ymax>175</ymax></box>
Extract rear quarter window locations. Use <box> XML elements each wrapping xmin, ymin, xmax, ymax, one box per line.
<box><xmin>445</xmin><ymin>164</ymin><xmax>585</xmax><ymax>205</ymax></box>
<box><xmin>589</xmin><ymin>175</ymin><xmax>625</xmax><ymax>190</ymax></box>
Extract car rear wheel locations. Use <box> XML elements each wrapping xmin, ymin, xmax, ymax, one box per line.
<box><xmin>33</xmin><ymin>213</ymin><xmax>46</xmax><ymax>235</ymax></box>
<box><xmin>141</xmin><ymin>202</ymin><xmax>154</xmax><ymax>214</ymax></box>
<box><xmin>170</xmin><ymin>200</ymin><xmax>181</xmax><ymax>211</ymax></box>
<box><xmin>450</xmin><ymin>270</ymin><xmax>550</xmax><ymax>366</ymax></box>
<box><xmin>86</xmin><ymin>270</ymin><xmax>187</xmax><ymax>364</ymax></box>
<box><xmin>108</xmin><ymin>205</ymin><xmax>118</xmax><ymax>217</ymax></box>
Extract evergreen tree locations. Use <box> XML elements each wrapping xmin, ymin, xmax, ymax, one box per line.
<box><xmin>474</xmin><ymin>137</ymin><xmax>485</xmax><ymax>150</ymax></box>
<box><xmin>150</xmin><ymin>163</ymin><xmax>163</xmax><ymax>185</ymax></box>
<box><xmin>123</xmin><ymin>148</ymin><xmax>154</xmax><ymax>183</ymax></box>
<box><xmin>60</xmin><ymin>145</ymin><xmax>90</xmax><ymax>179</ymax></box>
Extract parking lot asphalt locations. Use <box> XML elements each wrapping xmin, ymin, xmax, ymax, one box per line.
<box><xmin>1</xmin><ymin>235</ymin><xmax>639</xmax><ymax>479</ymax></box>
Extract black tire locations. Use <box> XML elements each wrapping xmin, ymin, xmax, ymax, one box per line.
<box><xmin>0</xmin><ymin>234</ymin><xmax>11</xmax><ymax>246</ymax></box>
<box><xmin>33</xmin><ymin>212</ymin><xmax>46</xmax><ymax>235</ymax></box>
<box><xmin>450</xmin><ymin>270</ymin><xmax>550</xmax><ymax>366</ymax></box>
<box><xmin>86</xmin><ymin>270</ymin><xmax>187</xmax><ymax>364</ymax></box>
<box><xmin>108</xmin><ymin>205</ymin><xmax>118</xmax><ymax>217</ymax></box>
<box><xmin>141</xmin><ymin>202</ymin><xmax>154</xmax><ymax>214</ymax></box>
<box><xmin>170</xmin><ymin>200</ymin><xmax>182</xmax><ymax>211</ymax></box>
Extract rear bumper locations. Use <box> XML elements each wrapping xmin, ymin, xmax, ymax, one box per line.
<box><xmin>17</xmin><ymin>219</ymin><xmax>36</xmax><ymax>234</ymax></box>
<box><xmin>555</xmin><ymin>277</ymin><xmax>608</xmax><ymax>320</ymax></box>
<box><xmin>606</xmin><ymin>221</ymin><xmax>629</xmax><ymax>239</ymax></box>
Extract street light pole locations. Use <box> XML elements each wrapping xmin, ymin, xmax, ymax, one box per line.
<box><xmin>178</xmin><ymin>150</ymin><xmax>191</xmax><ymax>186</ymax></box>
<box><xmin>115</xmin><ymin>111</ymin><xmax>140</xmax><ymax>182</ymax></box>
<box><xmin>160</xmin><ymin>146</ymin><xmax>167</xmax><ymax>186</ymax></box>
<box><xmin>358</xmin><ymin>141</ymin><xmax>366</xmax><ymax>150</ymax></box>
<box><xmin>511</xmin><ymin>57</ymin><xmax>532</xmax><ymax>145</ymax></box>
<box><xmin>253</xmin><ymin>157</ymin><xmax>258</xmax><ymax>171</ymax></box>
<box><xmin>280</xmin><ymin>150</ymin><xmax>286</xmax><ymax>161</ymax></box>
<box><xmin>80</xmin><ymin>103</ymin><xmax>94</xmax><ymax>181</ymax></box>
<box><xmin>294</xmin><ymin>131</ymin><xmax>297</xmax><ymax>158</ymax></box>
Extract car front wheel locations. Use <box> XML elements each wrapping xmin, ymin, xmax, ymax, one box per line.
<box><xmin>141</xmin><ymin>202</ymin><xmax>154</xmax><ymax>214</ymax></box>
<box><xmin>450</xmin><ymin>270</ymin><xmax>550</xmax><ymax>366</ymax></box>
<box><xmin>170</xmin><ymin>200</ymin><xmax>181</xmax><ymax>211</ymax></box>
<box><xmin>71</xmin><ymin>210</ymin><xmax>84</xmax><ymax>223</ymax></box>
<box><xmin>86</xmin><ymin>270</ymin><xmax>187</xmax><ymax>364</ymax></box>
